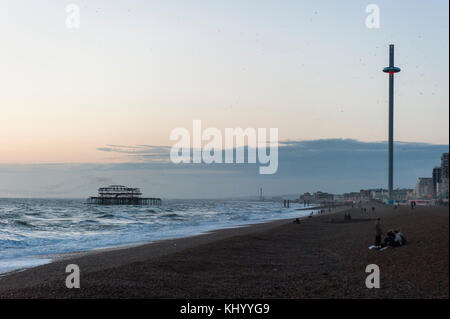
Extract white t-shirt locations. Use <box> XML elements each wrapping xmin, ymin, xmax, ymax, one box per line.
<box><xmin>394</xmin><ymin>232</ymin><xmax>403</xmax><ymax>244</ymax></box>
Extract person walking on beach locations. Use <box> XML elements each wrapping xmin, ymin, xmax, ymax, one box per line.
<box><xmin>375</xmin><ymin>218</ymin><xmax>382</xmax><ymax>247</ymax></box>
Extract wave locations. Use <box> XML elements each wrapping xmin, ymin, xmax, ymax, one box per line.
<box><xmin>0</xmin><ymin>198</ymin><xmax>314</xmax><ymax>274</ymax></box>
<box><xmin>98</xmin><ymin>214</ymin><xmax>114</xmax><ymax>218</ymax></box>
<box><xmin>160</xmin><ymin>213</ymin><xmax>182</xmax><ymax>218</ymax></box>
<box><xmin>0</xmin><ymin>239</ymin><xmax>28</xmax><ymax>249</ymax></box>
<box><xmin>13</xmin><ymin>220</ymin><xmax>34</xmax><ymax>228</ymax></box>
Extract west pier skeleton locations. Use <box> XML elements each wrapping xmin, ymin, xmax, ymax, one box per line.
<box><xmin>87</xmin><ymin>185</ymin><xmax>161</xmax><ymax>205</ymax></box>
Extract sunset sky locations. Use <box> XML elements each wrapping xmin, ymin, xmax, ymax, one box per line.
<box><xmin>0</xmin><ymin>1</ymin><xmax>448</xmax><ymax>198</ymax></box>
<box><xmin>1</xmin><ymin>0</ymin><xmax>448</xmax><ymax>165</ymax></box>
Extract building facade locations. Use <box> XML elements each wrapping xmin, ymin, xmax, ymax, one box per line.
<box><xmin>440</xmin><ymin>153</ymin><xmax>449</xmax><ymax>199</ymax></box>
<box><xmin>314</xmin><ymin>191</ymin><xmax>334</xmax><ymax>202</ymax></box>
<box><xmin>415</xmin><ymin>177</ymin><xmax>433</xmax><ymax>199</ymax></box>
<box><xmin>299</xmin><ymin>192</ymin><xmax>314</xmax><ymax>202</ymax></box>
<box><xmin>392</xmin><ymin>188</ymin><xmax>414</xmax><ymax>201</ymax></box>
<box><xmin>432</xmin><ymin>167</ymin><xmax>442</xmax><ymax>198</ymax></box>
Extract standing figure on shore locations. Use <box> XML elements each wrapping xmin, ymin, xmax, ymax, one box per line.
<box><xmin>375</xmin><ymin>218</ymin><xmax>382</xmax><ymax>247</ymax></box>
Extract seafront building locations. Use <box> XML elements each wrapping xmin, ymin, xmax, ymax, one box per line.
<box><xmin>299</xmin><ymin>192</ymin><xmax>314</xmax><ymax>202</ymax></box>
<box><xmin>440</xmin><ymin>153</ymin><xmax>449</xmax><ymax>199</ymax></box>
<box><xmin>314</xmin><ymin>191</ymin><xmax>334</xmax><ymax>202</ymax></box>
<box><xmin>411</xmin><ymin>152</ymin><xmax>449</xmax><ymax>200</ymax></box>
<box><xmin>369</xmin><ymin>188</ymin><xmax>388</xmax><ymax>200</ymax></box>
<box><xmin>359</xmin><ymin>189</ymin><xmax>371</xmax><ymax>199</ymax></box>
<box><xmin>362</xmin><ymin>188</ymin><xmax>411</xmax><ymax>201</ymax></box>
<box><xmin>415</xmin><ymin>178</ymin><xmax>433</xmax><ymax>199</ymax></box>
<box><xmin>391</xmin><ymin>188</ymin><xmax>414</xmax><ymax>201</ymax></box>
<box><xmin>343</xmin><ymin>192</ymin><xmax>361</xmax><ymax>201</ymax></box>
<box><xmin>296</xmin><ymin>187</ymin><xmax>416</xmax><ymax>204</ymax></box>
<box><xmin>408</xmin><ymin>152</ymin><xmax>449</xmax><ymax>201</ymax></box>
<box><xmin>295</xmin><ymin>159</ymin><xmax>449</xmax><ymax>204</ymax></box>
<box><xmin>338</xmin><ymin>188</ymin><xmax>411</xmax><ymax>202</ymax></box>
<box><xmin>432</xmin><ymin>167</ymin><xmax>442</xmax><ymax>198</ymax></box>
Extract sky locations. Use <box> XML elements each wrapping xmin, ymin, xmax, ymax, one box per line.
<box><xmin>0</xmin><ymin>1</ymin><xmax>448</xmax><ymax>197</ymax></box>
<box><xmin>0</xmin><ymin>140</ymin><xmax>447</xmax><ymax>198</ymax></box>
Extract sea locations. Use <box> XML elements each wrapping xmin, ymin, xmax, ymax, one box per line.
<box><xmin>0</xmin><ymin>198</ymin><xmax>316</xmax><ymax>274</ymax></box>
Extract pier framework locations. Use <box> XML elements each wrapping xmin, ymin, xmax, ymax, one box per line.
<box><xmin>87</xmin><ymin>197</ymin><xmax>162</xmax><ymax>205</ymax></box>
<box><xmin>87</xmin><ymin>185</ymin><xmax>161</xmax><ymax>206</ymax></box>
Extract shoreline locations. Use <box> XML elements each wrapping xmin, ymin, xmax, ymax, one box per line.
<box><xmin>0</xmin><ymin>216</ymin><xmax>302</xmax><ymax>293</ymax></box>
<box><xmin>0</xmin><ymin>203</ymin><xmax>343</xmax><ymax>278</ymax></box>
<box><xmin>0</xmin><ymin>203</ymin><xmax>447</xmax><ymax>298</ymax></box>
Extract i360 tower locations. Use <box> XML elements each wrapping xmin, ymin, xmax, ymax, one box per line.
<box><xmin>383</xmin><ymin>44</ymin><xmax>401</xmax><ymax>201</ymax></box>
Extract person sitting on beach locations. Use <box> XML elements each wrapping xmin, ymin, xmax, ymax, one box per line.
<box><xmin>293</xmin><ymin>218</ymin><xmax>301</xmax><ymax>224</ymax></box>
<box><xmin>384</xmin><ymin>231</ymin><xmax>398</xmax><ymax>247</ymax></box>
<box><xmin>393</xmin><ymin>230</ymin><xmax>406</xmax><ymax>245</ymax></box>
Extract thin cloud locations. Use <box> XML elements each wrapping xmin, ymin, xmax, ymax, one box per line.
<box><xmin>2</xmin><ymin>139</ymin><xmax>447</xmax><ymax>198</ymax></box>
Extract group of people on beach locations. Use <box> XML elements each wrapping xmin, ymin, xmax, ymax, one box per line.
<box><xmin>374</xmin><ymin>218</ymin><xmax>406</xmax><ymax>249</ymax></box>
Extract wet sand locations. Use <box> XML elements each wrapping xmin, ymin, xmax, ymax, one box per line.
<box><xmin>0</xmin><ymin>203</ymin><xmax>448</xmax><ymax>298</ymax></box>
